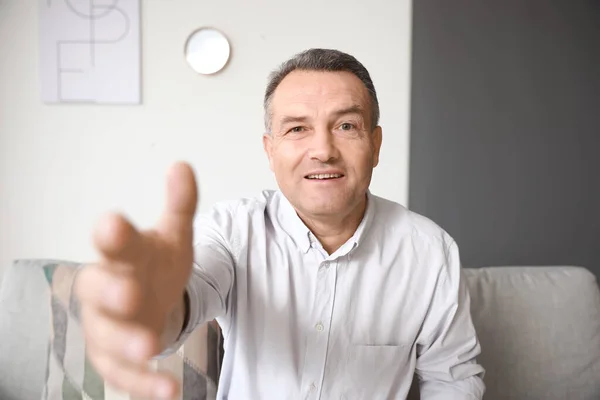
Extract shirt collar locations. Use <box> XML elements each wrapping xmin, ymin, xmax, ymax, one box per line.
<box><xmin>277</xmin><ymin>191</ymin><xmax>312</xmax><ymax>253</ymax></box>
<box><xmin>275</xmin><ymin>190</ymin><xmax>376</xmax><ymax>256</ymax></box>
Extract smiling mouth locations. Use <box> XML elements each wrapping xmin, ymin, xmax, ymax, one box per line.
<box><xmin>305</xmin><ymin>173</ymin><xmax>344</xmax><ymax>180</ymax></box>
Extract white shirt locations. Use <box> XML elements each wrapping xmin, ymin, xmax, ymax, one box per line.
<box><xmin>176</xmin><ymin>190</ymin><xmax>485</xmax><ymax>399</ymax></box>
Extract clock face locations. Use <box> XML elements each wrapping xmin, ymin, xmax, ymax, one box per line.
<box><xmin>185</xmin><ymin>28</ymin><xmax>231</xmax><ymax>75</ymax></box>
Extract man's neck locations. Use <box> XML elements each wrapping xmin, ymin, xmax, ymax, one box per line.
<box><xmin>298</xmin><ymin>196</ymin><xmax>368</xmax><ymax>255</ymax></box>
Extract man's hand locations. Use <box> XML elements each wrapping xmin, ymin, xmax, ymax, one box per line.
<box><xmin>75</xmin><ymin>162</ymin><xmax>198</xmax><ymax>399</ymax></box>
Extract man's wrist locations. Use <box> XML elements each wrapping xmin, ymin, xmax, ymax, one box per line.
<box><xmin>159</xmin><ymin>291</ymin><xmax>189</xmax><ymax>352</ymax></box>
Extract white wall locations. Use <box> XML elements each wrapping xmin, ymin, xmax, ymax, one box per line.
<box><xmin>0</xmin><ymin>0</ymin><xmax>412</xmax><ymax>281</ymax></box>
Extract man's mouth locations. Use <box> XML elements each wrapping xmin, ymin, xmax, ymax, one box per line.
<box><xmin>305</xmin><ymin>173</ymin><xmax>344</xmax><ymax>180</ymax></box>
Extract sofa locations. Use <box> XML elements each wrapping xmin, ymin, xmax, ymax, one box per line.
<box><xmin>0</xmin><ymin>259</ymin><xmax>599</xmax><ymax>400</ymax></box>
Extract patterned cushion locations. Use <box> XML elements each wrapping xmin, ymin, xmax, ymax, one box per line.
<box><xmin>41</xmin><ymin>262</ymin><xmax>223</xmax><ymax>400</ymax></box>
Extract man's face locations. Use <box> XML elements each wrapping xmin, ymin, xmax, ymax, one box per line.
<box><xmin>263</xmin><ymin>70</ymin><xmax>382</xmax><ymax>219</ymax></box>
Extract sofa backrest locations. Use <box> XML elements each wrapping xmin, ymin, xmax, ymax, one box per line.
<box><xmin>463</xmin><ymin>266</ymin><xmax>600</xmax><ymax>400</ymax></box>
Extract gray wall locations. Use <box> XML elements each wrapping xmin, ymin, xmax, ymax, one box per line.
<box><xmin>408</xmin><ymin>1</ymin><xmax>600</xmax><ymax>277</ymax></box>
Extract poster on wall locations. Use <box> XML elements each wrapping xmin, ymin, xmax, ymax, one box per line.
<box><xmin>39</xmin><ymin>0</ymin><xmax>141</xmax><ymax>104</ymax></box>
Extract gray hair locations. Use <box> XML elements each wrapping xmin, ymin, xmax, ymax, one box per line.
<box><xmin>263</xmin><ymin>48</ymin><xmax>380</xmax><ymax>133</ymax></box>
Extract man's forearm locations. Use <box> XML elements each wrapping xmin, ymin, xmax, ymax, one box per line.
<box><xmin>157</xmin><ymin>263</ymin><xmax>231</xmax><ymax>356</ymax></box>
<box><xmin>420</xmin><ymin>374</ymin><xmax>485</xmax><ymax>400</ymax></box>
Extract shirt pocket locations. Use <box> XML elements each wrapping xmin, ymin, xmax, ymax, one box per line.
<box><xmin>341</xmin><ymin>344</ymin><xmax>413</xmax><ymax>400</ymax></box>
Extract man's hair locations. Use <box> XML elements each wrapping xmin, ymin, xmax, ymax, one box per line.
<box><xmin>263</xmin><ymin>48</ymin><xmax>380</xmax><ymax>132</ymax></box>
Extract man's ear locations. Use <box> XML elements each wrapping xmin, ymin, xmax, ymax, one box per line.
<box><xmin>263</xmin><ymin>133</ymin><xmax>275</xmax><ymax>172</ymax></box>
<box><xmin>372</xmin><ymin>126</ymin><xmax>383</xmax><ymax>168</ymax></box>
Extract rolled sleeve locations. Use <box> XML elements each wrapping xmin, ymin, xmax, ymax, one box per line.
<box><xmin>416</xmin><ymin>239</ymin><xmax>486</xmax><ymax>399</ymax></box>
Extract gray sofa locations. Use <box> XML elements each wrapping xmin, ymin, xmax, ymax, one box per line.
<box><xmin>1</xmin><ymin>260</ymin><xmax>599</xmax><ymax>400</ymax></box>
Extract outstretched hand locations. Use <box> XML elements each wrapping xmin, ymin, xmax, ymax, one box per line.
<box><xmin>75</xmin><ymin>162</ymin><xmax>198</xmax><ymax>399</ymax></box>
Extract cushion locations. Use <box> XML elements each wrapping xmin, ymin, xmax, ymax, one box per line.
<box><xmin>0</xmin><ymin>259</ymin><xmax>53</xmax><ymax>400</ymax></box>
<box><xmin>39</xmin><ymin>260</ymin><xmax>222</xmax><ymax>400</ymax></box>
<box><xmin>464</xmin><ymin>266</ymin><xmax>600</xmax><ymax>400</ymax></box>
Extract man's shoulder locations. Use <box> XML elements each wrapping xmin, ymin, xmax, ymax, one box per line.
<box><xmin>371</xmin><ymin>194</ymin><xmax>454</xmax><ymax>248</ymax></box>
<box><xmin>199</xmin><ymin>190</ymin><xmax>277</xmax><ymax>221</ymax></box>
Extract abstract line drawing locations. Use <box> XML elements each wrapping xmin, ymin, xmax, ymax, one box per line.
<box><xmin>40</xmin><ymin>0</ymin><xmax>141</xmax><ymax>104</ymax></box>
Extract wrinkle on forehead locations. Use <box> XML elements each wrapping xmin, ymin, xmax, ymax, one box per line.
<box><xmin>271</xmin><ymin>70</ymin><xmax>371</xmax><ymax>128</ymax></box>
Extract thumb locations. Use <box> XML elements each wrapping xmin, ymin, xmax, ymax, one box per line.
<box><xmin>157</xmin><ymin>162</ymin><xmax>198</xmax><ymax>241</ymax></box>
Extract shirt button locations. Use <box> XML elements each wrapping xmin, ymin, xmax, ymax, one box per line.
<box><xmin>309</xmin><ymin>383</ymin><xmax>317</xmax><ymax>392</ymax></box>
<box><xmin>315</xmin><ymin>323</ymin><xmax>324</xmax><ymax>332</ymax></box>
<box><xmin>322</xmin><ymin>261</ymin><xmax>330</xmax><ymax>268</ymax></box>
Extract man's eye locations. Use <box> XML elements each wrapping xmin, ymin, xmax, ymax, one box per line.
<box><xmin>340</xmin><ymin>123</ymin><xmax>355</xmax><ymax>131</ymax></box>
<box><xmin>289</xmin><ymin>126</ymin><xmax>305</xmax><ymax>133</ymax></box>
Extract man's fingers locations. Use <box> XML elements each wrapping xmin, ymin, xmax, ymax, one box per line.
<box><xmin>80</xmin><ymin>305</ymin><xmax>159</xmax><ymax>363</ymax></box>
<box><xmin>157</xmin><ymin>162</ymin><xmax>198</xmax><ymax>240</ymax></box>
<box><xmin>88</xmin><ymin>346</ymin><xmax>179</xmax><ymax>399</ymax></box>
<box><xmin>93</xmin><ymin>213</ymin><xmax>147</xmax><ymax>268</ymax></box>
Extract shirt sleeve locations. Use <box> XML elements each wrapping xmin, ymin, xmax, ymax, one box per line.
<box><xmin>161</xmin><ymin>204</ymin><xmax>236</xmax><ymax>355</ymax></box>
<box><xmin>416</xmin><ymin>238</ymin><xmax>486</xmax><ymax>399</ymax></box>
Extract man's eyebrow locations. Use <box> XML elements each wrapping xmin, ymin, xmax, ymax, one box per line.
<box><xmin>279</xmin><ymin>115</ymin><xmax>309</xmax><ymax>126</ymax></box>
<box><xmin>332</xmin><ymin>104</ymin><xmax>366</xmax><ymax>118</ymax></box>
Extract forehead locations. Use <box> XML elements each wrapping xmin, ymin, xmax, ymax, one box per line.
<box><xmin>270</xmin><ymin>70</ymin><xmax>371</xmax><ymax>117</ymax></box>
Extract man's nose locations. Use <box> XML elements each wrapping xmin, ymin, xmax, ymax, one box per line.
<box><xmin>308</xmin><ymin>127</ymin><xmax>339</xmax><ymax>163</ymax></box>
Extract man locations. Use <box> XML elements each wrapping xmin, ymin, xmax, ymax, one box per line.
<box><xmin>76</xmin><ymin>49</ymin><xmax>485</xmax><ymax>399</ymax></box>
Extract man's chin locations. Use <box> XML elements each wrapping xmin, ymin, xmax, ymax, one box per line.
<box><xmin>300</xmin><ymin>200</ymin><xmax>347</xmax><ymax>217</ymax></box>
